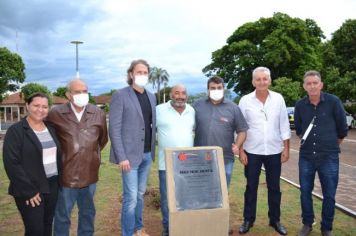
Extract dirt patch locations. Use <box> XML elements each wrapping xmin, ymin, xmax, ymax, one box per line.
<box><xmin>96</xmin><ymin>187</ymin><xmax>163</xmax><ymax>236</ymax></box>
<box><xmin>142</xmin><ymin>187</ymin><xmax>163</xmax><ymax>236</ymax></box>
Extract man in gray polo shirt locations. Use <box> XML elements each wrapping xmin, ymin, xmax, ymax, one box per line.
<box><xmin>193</xmin><ymin>76</ymin><xmax>248</xmax><ymax>189</ymax></box>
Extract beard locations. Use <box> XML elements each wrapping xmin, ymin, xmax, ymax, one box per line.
<box><xmin>171</xmin><ymin>100</ymin><xmax>186</xmax><ymax>108</ymax></box>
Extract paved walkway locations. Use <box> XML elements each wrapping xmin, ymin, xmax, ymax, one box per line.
<box><xmin>281</xmin><ymin>132</ymin><xmax>356</xmax><ymax>216</ymax></box>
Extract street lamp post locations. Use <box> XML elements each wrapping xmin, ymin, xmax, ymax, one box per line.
<box><xmin>70</xmin><ymin>40</ymin><xmax>83</xmax><ymax>78</ymax></box>
<box><xmin>163</xmin><ymin>81</ymin><xmax>168</xmax><ymax>103</ymax></box>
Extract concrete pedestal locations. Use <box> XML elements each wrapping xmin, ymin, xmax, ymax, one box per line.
<box><xmin>165</xmin><ymin>146</ymin><xmax>229</xmax><ymax>236</ymax></box>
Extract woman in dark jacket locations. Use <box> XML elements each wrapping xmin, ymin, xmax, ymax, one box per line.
<box><xmin>3</xmin><ymin>92</ymin><xmax>62</xmax><ymax>236</ymax></box>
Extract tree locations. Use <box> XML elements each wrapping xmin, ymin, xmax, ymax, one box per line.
<box><xmin>233</xmin><ymin>96</ymin><xmax>241</xmax><ymax>104</ymax></box>
<box><xmin>155</xmin><ymin>86</ymin><xmax>171</xmax><ymax>104</ymax></box>
<box><xmin>53</xmin><ymin>86</ymin><xmax>67</xmax><ymax>98</ymax></box>
<box><xmin>187</xmin><ymin>92</ymin><xmax>207</xmax><ymax>104</ymax></box>
<box><xmin>330</xmin><ymin>19</ymin><xmax>356</xmax><ymax>75</ymax></box>
<box><xmin>270</xmin><ymin>77</ymin><xmax>303</xmax><ymax>106</ymax></box>
<box><xmin>334</xmin><ymin>71</ymin><xmax>356</xmax><ymax>102</ymax></box>
<box><xmin>203</xmin><ymin>13</ymin><xmax>324</xmax><ymax>96</ymax></box>
<box><xmin>224</xmin><ymin>89</ymin><xmax>234</xmax><ymax>101</ymax></box>
<box><xmin>318</xmin><ymin>20</ymin><xmax>356</xmax><ymax>102</ymax></box>
<box><xmin>100</xmin><ymin>89</ymin><xmax>117</xmax><ymax>96</ymax></box>
<box><xmin>88</xmin><ymin>93</ymin><xmax>96</xmax><ymax>105</ymax></box>
<box><xmin>149</xmin><ymin>67</ymin><xmax>169</xmax><ymax>104</ymax></box>
<box><xmin>323</xmin><ymin>68</ymin><xmax>356</xmax><ymax>102</ymax></box>
<box><xmin>103</xmin><ymin>103</ymin><xmax>110</xmax><ymax>113</ymax></box>
<box><xmin>21</xmin><ymin>83</ymin><xmax>52</xmax><ymax>105</ymax></box>
<box><xmin>0</xmin><ymin>47</ymin><xmax>26</xmax><ymax>101</ymax></box>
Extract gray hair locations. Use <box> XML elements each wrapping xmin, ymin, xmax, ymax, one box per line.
<box><xmin>303</xmin><ymin>70</ymin><xmax>322</xmax><ymax>82</ymax></box>
<box><xmin>66</xmin><ymin>79</ymin><xmax>88</xmax><ymax>92</ymax></box>
<box><xmin>252</xmin><ymin>67</ymin><xmax>271</xmax><ymax>80</ymax></box>
<box><xmin>170</xmin><ymin>84</ymin><xmax>187</xmax><ymax>96</ymax></box>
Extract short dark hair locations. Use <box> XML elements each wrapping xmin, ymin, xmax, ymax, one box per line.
<box><xmin>207</xmin><ymin>76</ymin><xmax>224</xmax><ymax>89</ymax></box>
<box><xmin>303</xmin><ymin>70</ymin><xmax>322</xmax><ymax>82</ymax></box>
<box><xmin>25</xmin><ymin>92</ymin><xmax>50</xmax><ymax>105</ymax></box>
<box><xmin>127</xmin><ymin>59</ymin><xmax>150</xmax><ymax>85</ymax></box>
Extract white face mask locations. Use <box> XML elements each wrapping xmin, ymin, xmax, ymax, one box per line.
<box><xmin>72</xmin><ymin>93</ymin><xmax>89</xmax><ymax>107</ymax></box>
<box><xmin>209</xmin><ymin>89</ymin><xmax>224</xmax><ymax>101</ymax></box>
<box><xmin>134</xmin><ymin>75</ymin><xmax>148</xmax><ymax>87</ymax></box>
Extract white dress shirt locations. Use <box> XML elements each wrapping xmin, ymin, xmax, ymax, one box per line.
<box><xmin>70</xmin><ymin>102</ymin><xmax>85</xmax><ymax>122</ymax></box>
<box><xmin>239</xmin><ymin>90</ymin><xmax>291</xmax><ymax>155</ymax></box>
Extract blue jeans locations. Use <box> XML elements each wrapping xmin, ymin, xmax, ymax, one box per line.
<box><xmin>224</xmin><ymin>159</ymin><xmax>234</xmax><ymax>189</ymax></box>
<box><xmin>54</xmin><ymin>183</ymin><xmax>96</xmax><ymax>236</ymax></box>
<box><xmin>159</xmin><ymin>170</ymin><xmax>169</xmax><ymax>230</ymax></box>
<box><xmin>121</xmin><ymin>152</ymin><xmax>152</xmax><ymax>236</ymax></box>
<box><xmin>243</xmin><ymin>152</ymin><xmax>282</xmax><ymax>224</ymax></box>
<box><xmin>299</xmin><ymin>153</ymin><xmax>339</xmax><ymax>231</ymax></box>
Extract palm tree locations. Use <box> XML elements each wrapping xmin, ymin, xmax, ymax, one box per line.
<box><xmin>149</xmin><ymin>67</ymin><xmax>169</xmax><ymax>104</ymax></box>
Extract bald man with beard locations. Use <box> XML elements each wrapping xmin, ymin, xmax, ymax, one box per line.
<box><xmin>156</xmin><ymin>84</ymin><xmax>195</xmax><ymax>236</ymax></box>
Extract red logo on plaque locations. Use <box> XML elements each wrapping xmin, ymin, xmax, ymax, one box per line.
<box><xmin>178</xmin><ymin>152</ymin><xmax>187</xmax><ymax>161</ymax></box>
<box><xmin>205</xmin><ymin>152</ymin><xmax>212</xmax><ymax>160</ymax></box>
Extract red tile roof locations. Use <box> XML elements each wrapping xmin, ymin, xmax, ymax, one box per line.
<box><xmin>93</xmin><ymin>95</ymin><xmax>111</xmax><ymax>105</ymax></box>
<box><xmin>0</xmin><ymin>92</ymin><xmax>67</xmax><ymax>105</ymax></box>
<box><xmin>53</xmin><ymin>96</ymin><xmax>68</xmax><ymax>104</ymax></box>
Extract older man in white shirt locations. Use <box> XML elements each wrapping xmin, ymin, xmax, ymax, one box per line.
<box><xmin>156</xmin><ymin>84</ymin><xmax>195</xmax><ymax>236</ymax></box>
<box><xmin>238</xmin><ymin>67</ymin><xmax>291</xmax><ymax>235</ymax></box>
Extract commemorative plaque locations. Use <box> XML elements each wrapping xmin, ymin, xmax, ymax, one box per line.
<box><xmin>165</xmin><ymin>146</ymin><xmax>229</xmax><ymax>236</ymax></box>
<box><xmin>172</xmin><ymin>149</ymin><xmax>222</xmax><ymax>211</ymax></box>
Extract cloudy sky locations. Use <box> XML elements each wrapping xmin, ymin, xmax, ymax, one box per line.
<box><xmin>0</xmin><ymin>0</ymin><xmax>355</xmax><ymax>95</ymax></box>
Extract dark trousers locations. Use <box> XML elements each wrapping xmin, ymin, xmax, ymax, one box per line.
<box><xmin>14</xmin><ymin>176</ymin><xmax>58</xmax><ymax>236</ymax></box>
<box><xmin>159</xmin><ymin>170</ymin><xmax>169</xmax><ymax>229</ymax></box>
<box><xmin>243</xmin><ymin>152</ymin><xmax>282</xmax><ymax>224</ymax></box>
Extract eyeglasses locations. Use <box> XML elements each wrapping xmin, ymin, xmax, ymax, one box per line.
<box><xmin>261</xmin><ymin>109</ymin><xmax>268</xmax><ymax>121</ymax></box>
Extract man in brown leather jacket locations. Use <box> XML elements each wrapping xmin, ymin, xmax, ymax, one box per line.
<box><xmin>47</xmin><ymin>79</ymin><xmax>108</xmax><ymax>236</ymax></box>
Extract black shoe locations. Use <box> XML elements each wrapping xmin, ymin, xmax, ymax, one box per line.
<box><xmin>298</xmin><ymin>225</ymin><xmax>312</xmax><ymax>236</ymax></box>
<box><xmin>228</xmin><ymin>228</ymin><xmax>233</xmax><ymax>235</ymax></box>
<box><xmin>239</xmin><ymin>221</ymin><xmax>253</xmax><ymax>234</ymax></box>
<box><xmin>321</xmin><ymin>230</ymin><xmax>333</xmax><ymax>236</ymax></box>
<box><xmin>269</xmin><ymin>222</ymin><xmax>287</xmax><ymax>235</ymax></box>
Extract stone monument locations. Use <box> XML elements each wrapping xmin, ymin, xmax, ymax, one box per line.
<box><xmin>165</xmin><ymin>146</ymin><xmax>229</xmax><ymax>236</ymax></box>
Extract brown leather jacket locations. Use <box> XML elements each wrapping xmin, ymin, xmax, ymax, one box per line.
<box><xmin>47</xmin><ymin>103</ymin><xmax>108</xmax><ymax>188</ymax></box>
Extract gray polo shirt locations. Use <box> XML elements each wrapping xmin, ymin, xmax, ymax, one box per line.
<box><xmin>193</xmin><ymin>98</ymin><xmax>248</xmax><ymax>161</ymax></box>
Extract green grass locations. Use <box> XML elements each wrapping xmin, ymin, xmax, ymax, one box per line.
<box><xmin>1</xmin><ymin>143</ymin><xmax>355</xmax><ymax>235</ymax></box>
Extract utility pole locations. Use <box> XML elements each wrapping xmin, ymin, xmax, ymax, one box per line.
<box><xmin>70</xmin><ymin>41</ymin><xmax>83</xmax><ymax>78</ymax></box>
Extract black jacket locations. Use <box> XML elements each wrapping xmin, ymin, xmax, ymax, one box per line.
<box><xmin>3</xmin><ymin>118</ymin><xmax>62</xmax><ymax>198</ymax></box>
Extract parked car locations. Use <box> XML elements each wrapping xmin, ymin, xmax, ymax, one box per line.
<box><xmin>287</xmin><ymin>107</ymin><xmax>294</xmax><ymax>129</ymax></box>
<box><xmin>287</xmin><ymin>108</ymin><xmax>353</xmax><ymax>129</ymax></box>
<box><xmin>346</xmin><ymin>112</ymin><xmax>354</xmax><ymax>129</ymax></box>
